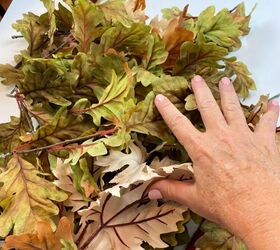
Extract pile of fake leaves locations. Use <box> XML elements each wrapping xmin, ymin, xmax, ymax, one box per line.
<box><xmin>0</xmin><ymin>0</ymin><xmax>279</xmax><ymax>249</ymax></box>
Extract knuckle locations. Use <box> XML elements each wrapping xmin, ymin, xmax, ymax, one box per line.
<box><xmin>224</xmin><ymin>100</ymin><xmax>240</xmax><ymax>112</ymax></box>
<box><xmin>170</xmin><ymin>114</ymin><xmax>186</xmax><ymax>131</ymax></box>
<box><xmin>199</xmin><ymin>98</ymin><xmax>216</xmax><ymax>111</ymax></box>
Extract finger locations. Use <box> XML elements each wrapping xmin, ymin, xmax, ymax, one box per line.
<box><xmin>191</xmin><ymin>75</ymin><xmax>227</xmax><ymax>129</ymax></box>
<box><xmin>255</xmin><ymin>99</ymin><xmax>279</xmax><ymax>137</ymax></box>
<box><xmin>155</xmin><ymin>94</ymin><xmax>201</xmax><ymax>152</ymax></box>
<box><xmin>219</xmin><ymin>77</ymin><xmax>248</xmax><ymax>127</ymax></box>
<box><xmin>148</xmin><ymin>179</ymin><xmax>197</xmax><ymax>207</ymax></box>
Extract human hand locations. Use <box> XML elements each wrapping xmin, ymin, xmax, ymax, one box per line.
<box><xmin>148</xmin><ymin>76</ymin><xmax>280</xmax><ymax>249</ymax></box>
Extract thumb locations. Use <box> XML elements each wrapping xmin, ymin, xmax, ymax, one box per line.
<box><xmin>148</xmin><ymin>179</ymin><xmax>197</xmax><ymax>207</ymax></box>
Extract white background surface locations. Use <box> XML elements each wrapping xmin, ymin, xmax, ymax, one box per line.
<box><xmin>0</xmin><ymin>0</ymin><xmax>279</xmax><ymax>124</ymax></box>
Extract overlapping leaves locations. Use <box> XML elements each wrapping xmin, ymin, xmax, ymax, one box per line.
<box><xmin>0</xmin><ymin>0</ymin><xmax>270</xmax><ymax>249</ymax></box>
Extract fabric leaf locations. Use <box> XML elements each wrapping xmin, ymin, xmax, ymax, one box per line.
<box><xmin>0</xmin><ymin>64</ymin><xmax>24</xmax><ymax>86</ymax></box>
<box><xmin>3</xmin><ymin>217</ymin><xmax>77</xmax><ymax>250</ymax></box>
<box><xmin>0</xmin><ymin>156</ymin><xmax>67</xmax><ymax>237</ymax></box>
<box><xmin>71</xmin><ymin>0</ymin><xmax>104</xmax><ymax>53</ymax></box>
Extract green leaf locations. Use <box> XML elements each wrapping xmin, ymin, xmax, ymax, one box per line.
<box><xmin>174</xmin><ymin>41</ymin><xmax>228</xmax><ymax>76</ymax></box>
<box><xmin>98</xmin><ymin>0</ymin><xmax>132</xmax><ymax>28</ymax></box>
<box><xmin>71</xmin><ymin>0</ymin><xmax>104</xmax><ymax>52</ymax></box>
<box><xmin>54</xmin><ymin>2</ymin><xmax>74</xmax><ymax>32</ymax></box>
<box><xmin>99</xmin><ymin>23</ymin><xmax>150</xmax><ymax>55</ymax></box>
<box><xmin>161</xmin><ymin>7</ymin><xmax>181</xmax><ymax>20</ymax></box>
<box><xmin>19</xmin><ymin>59</ymin><xmax>78</xmax><ymax>106</ymax></box>
<box><xmin>195</xmin><ymin>6</ymin><xmax>242</xmax><ymax>49</ymax></box>
<box><xmin>0</xmin><ymin>64</ymin><xmax>24</xmax><ymax>86</ymax></box>
<box><xmin>225</xmin><ymin>61</ymin><xmax>256</xmax><ymax>98</ymax></box>
<box><xmin>142</xmin><ymin>33</ymin><xmax>168</xmax><ymax>71</ymax></box>
<box><xmin>125</xmin><ymin>92</ymin><xmax>174</xmax><ymax>142</ymax></box>
<box><xmin>0</xmin><ymin>156</ymin><xmax>67</xmax><ymax>237</ymax></box>
<box><xmin>20</xmin><ymin>107</ymin><xmax>94</xmax><ymax>147</ymax></box>
<box><xmin>195</xmin><ymin>221</ymin><xmax>247</xmax><ymax>250</ymax></box>
<box><xmin>12</xmin><ymin>12</ymin><xmax>48</xmax><ymax>57</ymax></box>
<box><xmin>152</xmin><ymin>75</ymin><xmax>189</xmax><ymax>113</ymax></box>
<box><xmin>85</xmin><ymin>70</ymin><xmax>131</xmax><ymax>126</ymax></box>
<box><xmin>71</xmin><ymin>52</ymin><xmax>92</xmax><ymax>86</ymax></box>
<box><xmin>0</xmin><ymin>116</ymin><xmax>30</xmax><ymax>168</ymax></box>
<box><xmin>40</xmin><ymin>0</ymin><xmax>56</xmax><ymax>46</ymax></box>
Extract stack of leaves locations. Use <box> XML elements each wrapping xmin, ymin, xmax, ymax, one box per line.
<box><xmin>0</xmin><ymin>0</ymin><xmax>278</xmax><ymax>249</ymax></box>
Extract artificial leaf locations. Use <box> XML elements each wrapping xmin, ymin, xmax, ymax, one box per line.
<box><xmin>142</xmin><ymin>33</ymin><xmax>168</xmax><ymax>71</ymax></box>
<box><xmin>20</xmin><ymin>107</ymin><xmax>94</xmax><ymax>147</ymax></box>
<box><xmin>77</xmin><ymin>181</ymin><xmax>186</xmax><ymax>250</ymax></box>
<box><xmin>173</xmin><ymin>41</ymin><xmax>228</xmax><ymax>76</ymax></box>
<box><xmin>195</xmin><ymin>221</ymin><xmax>247</xmax><ymax>250</ymax></box>
<box><xmin>40</xmin><ymin>0</ymin><xmax>57</xmax><ymax>46</ymax></box>
<box><xmin>19</xmin><ymin>59</ymin><xmax>77</xmax><ymax>106</ymax></box>
<box><xmin>12</xmin><ymin>12</ymin><xmax>48</xmax><ymax>57</ymax></box>
<box><xmin>185</xmin><ymin>94</ymin><xmax>197</xmax><ymax>111</ymax></box>
<box><xmin>55</xmin><ymin>2</ymin><xmax>74</xmax><ymax>32</ymax></box>
<box><xmin>71</xmin><ymin>0</ymin><xmax>104</xmax><ymax>53</ymax></box>
<box><xmin>50</xmin><ymin>155</ymin><xmax>88</xmax><ymax>212</ymax></box>
<box><xmin>85</xmin><ymin>70</ymin><xmax>131</xmax><ymax>126</ymax></box>
<box><xmin>124</xmin><ymin>0</ymin><xmax>147</xmax><ymax>23</ymax></box>
<box><xmin>0</xmin><ymin>64</ymin><xmax>24</xmax><ymax>86</ymax></box>
<box><xmin>124</xmin><ymin>92</ymin><xmax>174</xmax><ymax>142</ymax></box>
<box><xmin>98</xmin><ymin>0</ymin><xmax>131</xmax><ymax>28</ymax></box>
<box><xmin>3</xmin><ymin>217</ymin><xmax>77</xmax><ymax>250</ymax></box>
<box><xmin>0</xmin><ymin>156</ymin><xmax>67</xmax><ymax>237</ymax></box>
<box><xmin>194</xmin><ymin>6</ymin><xmax>242</xmax><ymax>49</ymax></box>
<box><xmin>99</xmin><ymin>23</ymin><xmax>150</xmax><ymax>55</ymax></box>
<box><xmin>225</xmin><ymin>61</ymin><xmax>256</xmax><ymax>98</ymax></box>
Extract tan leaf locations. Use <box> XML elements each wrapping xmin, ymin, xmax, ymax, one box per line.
<box><xmin>3</xmin><ymin>217</ymin><xmax>76</xmax><ymax>250</ymax></box>
<box><xmin>77</xmin><ymin>181</ymin><xmax>186</xmax><ymax>250</ymax></box>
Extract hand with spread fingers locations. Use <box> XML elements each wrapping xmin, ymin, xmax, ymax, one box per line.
<box><xmin>148</xmin><ymin>75</ymin><xmax>280</xmax><ymax>250</ymax></box>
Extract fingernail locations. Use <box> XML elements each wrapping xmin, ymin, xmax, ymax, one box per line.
<box><xmin>271</xmin><ymin>99</ymin><xmax>279</xmax><ymax>107</ymax></box>
<box><xmin>192</xmin><ymin>75</ymin><xmax>203</xmax><ymax>83</ymax></box>
<box><xmin>221</xmin><ymin>77</ymin><xmax>231</xmax><ymax>86</ymax></box>
<box><xmin>155</xmin><ymin>94</ymin><xmax>165</xmax><ymax>103</ymax></box>
<box><xmin>148</xmin><ymin>189</ymin><xmax>163</xmax><ymax>200</ymax></box>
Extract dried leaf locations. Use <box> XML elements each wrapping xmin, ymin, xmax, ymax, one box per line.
<box><xmin>0</xmin><ymin>156</ymin><xmax>67</xmax><ymax>237</ymax></box>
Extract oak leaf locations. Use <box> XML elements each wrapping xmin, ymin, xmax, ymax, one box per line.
<box><xmin>0</xmin><ymin>156</ymin><xmax>67</xmax><ymax>237</ymax></box>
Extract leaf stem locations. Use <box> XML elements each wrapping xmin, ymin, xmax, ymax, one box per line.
<box><xmin>13</xmin><ymin>127</ymin><xmax>117</xmax><ymax>155</ymax></box>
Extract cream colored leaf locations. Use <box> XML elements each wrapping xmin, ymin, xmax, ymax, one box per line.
<box><xmin>185</xmin><ymin>94</ymin><xmax>198</xmax><ymax>111</ymax></box>
<box><xmin>50</xmin><ymin>156</ymin><xmax>88</xmax><ymax>212</ymax></box>
<box><xmin>77</xmin><ymin>181</ymin><xmax>186</xmax><ymax>250</ymax></box>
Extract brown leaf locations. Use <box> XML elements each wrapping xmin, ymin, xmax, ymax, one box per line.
<box><xmin>3</xmin><ymin>217</ymin><xmax>75</xmax><ymax>250</ymax></box>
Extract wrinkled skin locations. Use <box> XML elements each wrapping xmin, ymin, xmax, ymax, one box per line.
<box><xmin>149</xmin><ymin>76</ymin><xmax>280</xmax><ymax>249</ymax></box>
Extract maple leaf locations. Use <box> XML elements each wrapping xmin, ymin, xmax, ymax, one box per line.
<box><xmin>40</xmin><ymin>0</ymin><xmax>56</xmax><ymax>46</ymax></box>
<box><xmin>0</xmin><ymin>64</ymin><xmax>24</xmax><ymax>86</ymax></box>
<box><xmin>225</xmin><ymin>61</ymin><xmax>256</xmax><ymax>98</ymax></box>
<box><xmin>3</xmin><ymin>217</ymin><xmax>77</xmax><ymax>250</ymax></box>
<box><xmin>20</xmin><ymin>107</ymin><xmax>94</xmax><ymax>148</ymax></box>
<box><xmin>0</xmin><ymin>156</ymin><xmax>67</xmax><ymax>237</ymax></box>
<box><xmin>195</xmin><ymin>221</ymin><xmax>247</xmax><ymax>250</ymax></box>
<box><xmin>19</xmin><ymin>59</ymin><xmax>77</xmax><ymax>106</ymax></box>
<box><xmin>12</xmin><ymin>12</ymin><xmax>48</xmax><ymax>57</ymax></box>
<box><xmin>77</xmin><ymin>181</ymin><xmax>186</xmax><ymax>250</ymax></box>
<box><xmin>71</xmin><ymin>0</ymin><xmax>104</xmax><ymax>53</ymax></box>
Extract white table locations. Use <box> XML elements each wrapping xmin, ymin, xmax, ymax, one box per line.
<box><xmin>0</xmin><ymin>0</ymin><xmax>279</xmax><ymax>125</ymax></box>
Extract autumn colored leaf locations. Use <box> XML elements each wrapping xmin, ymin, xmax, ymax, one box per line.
<box><xmin>0</xmin><ymin>156</ymin><xmax>67</xmax><ymax>237</ymax></box>
<box><xmin>195</xmin><ymin>221</ymin><xmax>247</xmax><ymax>250</ymax></box>
<box><xmin>3</xmin><ymin>217</ymin><xmax>77</xmax><ymax>250</ymax></box>
<box><xmin>0</xmin><ymin>64</ymin><xmax>24</xmax><ymax>86</ymax></box>
<box><xmin>71</xmin><ymin>0</ymin><xmax>104</xmax><ymax>53</ymax></box>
